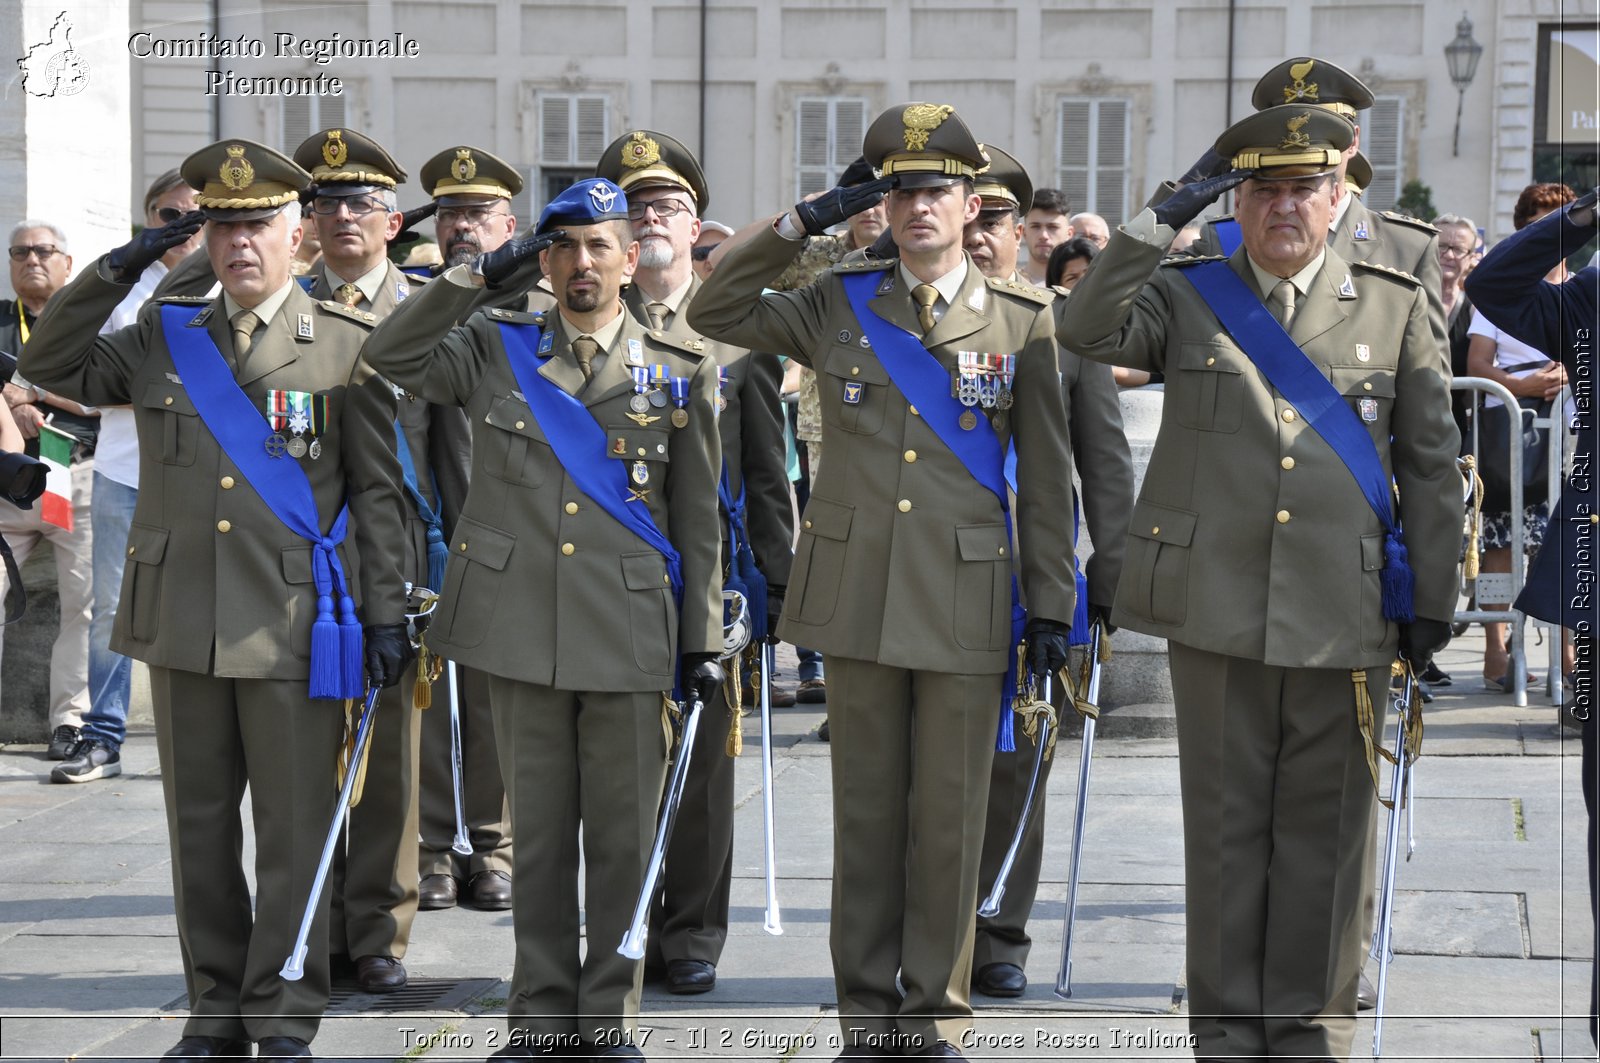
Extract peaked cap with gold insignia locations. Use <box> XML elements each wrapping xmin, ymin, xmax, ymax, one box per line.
<box><xmin>973</xmin><ymin>144</ymin><xmax>1033</xmax><ymax>214</ymax></box>
<box><xmin>293</xmin><ymin>127</ymin><xmax>406</xmax><ymax>194</ymax></box>
<box><xmin>595</xmin><ymin>129</ymin><xmax>709</xmax><ymax>212</ymax></box>
<box><xmin>181</xmin><ymin>139</ymin><xmax>311</xmax><ymax>221</ymax></box>
<box><xmin>1251</xmin><ymin>57</ymin><xmax>1375</xmax><ymax>119</ymax></box>
<box><xmin>863</xmin><ymin>102</ymin><xmax>986</xmax><ymax>188</ymax></box>
<box><xmin>1215</xmin><ymin>105</ymin><xmax>1356</xmax><ymax>180</ymax></box>
<box><xmin>420</xmin><ymin>145</ymin><xmax>523</xmax><ymax>203</ymax></box>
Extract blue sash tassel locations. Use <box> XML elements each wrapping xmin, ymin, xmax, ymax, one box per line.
<box><xmin>719</xmin><ymin>471</ymin><xmax>769</xmax><ymax>643</ymax></box>
<box><xmin>394</xmin><ymin>424</ymin><xmax>449</xmax><ymax>593</ymax></box>
<box><xmin>840</xmin><ymin>273</ymin><xmax>1026</xmax><ymax>751</ymax></box>
<box><xmin>1183</xmin><ymin>261</ymin><xmax>1415</xmax><ymax>622</ymax></box>
<box><xmin>161</xmin><ymin>304</ymin><xmax>364</xmax><ymax>699</ymax></box>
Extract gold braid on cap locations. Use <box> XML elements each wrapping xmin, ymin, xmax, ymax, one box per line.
<box><xmin>199</xmin><ymin>144</ymin><xmax>300</xmax><ymax>209</ymax></box>
<box><xmin>312</xmin><ymin>168</ymin><xmax>398</xmax><ymax>189</ymax></box>
<box><xmin>1230</xmin><ymin>148</ymin><xmax>1343</xmax><ymax>171</ymax></box>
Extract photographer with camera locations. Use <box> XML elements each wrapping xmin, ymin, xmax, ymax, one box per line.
<box><xmin>0</xmin><ymin>221</ymin><xmax>98</xmax><ymax>761</ymax></box>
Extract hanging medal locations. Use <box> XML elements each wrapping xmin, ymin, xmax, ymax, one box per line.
<box><xmin>264</xmin><ymin>390</ymin><xmax>290</xmax><ymax>458</ymax></box>
<box><xmin>285</xmin><ymin>391</ymin><xmax>312</xmax><ymax>458</ymax></box>
<box><xmin>308</xmin><ymin>392</ymin><xmax>327</xmax><ymax>459</ymax></box>
<box><xmin>995</xmin><ymin>353</ymin><xmax>1015</xmax><ymax>410</ymax></box>
<box><xmin>630</xmin><ymin>367</ymin><xmax>652</xmax><ymax>413</ymax></box>
<box><xmin>716</xmin><ymin>366</ymin><xmax>729</xmax><ymax>414</ymax></box>
<box><xmin>670</xmin><ymin>376</ymin><xmax>690</xmax><ymax>428</ymax></box>
<box><xmin>649</xmin><ymin>364</ymin><xmax>671</xmax><ymax>407</ymax></box>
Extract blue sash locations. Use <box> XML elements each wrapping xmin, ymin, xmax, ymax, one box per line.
<box><xmin>394</xmin><ymin>424</ymin><xmax>448</xmax><ymax>594</ymax></box>
<box><xmin>1183</xmin><ymin>261</ymin><xmax>1415</xmax><ymax>621</ymax></box>
<box><xmin>718</xmin><ymin>468</ymin><xmax>769</xmax><ymax>642</ymax></box>
<box><xmin>1214</xmin><ymin>218</ymin><xmax>1242</xmax><ymax>256</ymax></box>
<box><xmin>160</xmin><ymin>304</ymin><xmax>364</xmax><ymax>699</ymax></box>
<box><xmin>839</xmin><ymin>272</ymin><xmax>1028</xmax><ymax>751</ymax></box>
<box><xmin>495</xmin><ymin>322</ymin><xmax>683</xmax><ymax>605</ymax></box>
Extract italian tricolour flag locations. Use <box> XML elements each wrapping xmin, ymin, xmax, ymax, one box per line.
<box><xmin>36</xmin><ymin>423</ymin><xmax>73</xmax><ymax>531</ymax></box>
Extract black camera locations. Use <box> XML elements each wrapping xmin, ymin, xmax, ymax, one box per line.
<box><xmin>0</xmin><ymin>450</ymin><xmax>46</xmax><ymax>508</ymax></box>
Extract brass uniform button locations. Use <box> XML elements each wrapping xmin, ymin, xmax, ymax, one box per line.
<box><xmin>997</xmin><ymin>547</ymin><xmax>1007</xmax><ymax>557</ymax></box>
<box><xmin>850</xmin><ymin>366</ymin><xmax>861</xmax><ymax>376</ymax></box>
<box><xmin>897</xmin><ymin>499</ymin><xmax>912</xmax><ymax>513</ymax></box>
<box><xmin>216</xmin><ymin>520</ymin><xmax>232</xmax><ymax>533</ymax></box>
<box><xmin>904</xmin><ymin>450</ymin><xmax>917</xmax><ymax>463</ymax></box>
<box><xmin>909</xmin><ymin>405</ymin><xmax>919</xmax><ymax>417</ymax></box>
<box><xmin>127</xmin><ymin>546</ymin><xmax>136</xmax><ymax>556</ymax></box>
<box><xmin>459</xmin><ymin>542</ymin><xmax>468</xmax><ymax>551</ymax></box>
<box><xmin>561</xmin><ymin>543</ymin><xmax>575</xmax><ymax>556</ymax></box>
<box><xmin>220</xmin><ymin>476</ymin><xmax>235</xmax><ymax>489</ymax></box>
<box><xmin>1205</xmin><ymin>357</ymin><xmax>1216</xmax><ymax>366</ymax></box>
<box><xmin>1152</xmin><ymin>526</ymin><xmax>1160</xmax><ymax>535</ymax></box>
<box><xmin>1362</xmin><ymin>383</ymin><xmax>1373</xmax><ymax>392</ymax></box>
<box><xmin>803</xmin><ymin>519</ymin><xmax>813</xmax><ymax>529</ymax></box>
<box><xmin>1276</xmin><ymin>510</ymin><xmax>1291</xmax><ymax>524</ymax></box>
<box><xmin>515</xmin><ymin>420</ymin><xmax>526</xmax><ymax>430</ymax></box>
<box><xmin>637</xmin><ymin>448</ymin><xmax>646</xmax><ymax>457</ymax></box>
<box><xmin>1280</xmin><ymin>457</ymin><xmax>1295</xmax><ymax>471</ymax></box>
<box><xmin>564</xmin><ymin>502</ymin><xmax>579</xmax><ymax>515</ymax></box>
<box><xmin>1282</xmin><ymin>408</ymin><xmax>1297</xmax><ymax>423</ymax></box>
<box><xmin>163</xmin><ymin>396</ymin><xmax>174</xmax><ymax>406</ymax></box>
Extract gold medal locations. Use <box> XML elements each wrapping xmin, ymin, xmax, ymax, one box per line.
<box><xmin>959</xmin><ymin>409</ymin><xmax>978</xmax><ymax>431</ymax></box>
<box><xmin>671</xmin><ymin>408</ymin><xmax>689</xmax><ymax>428</ymax></box>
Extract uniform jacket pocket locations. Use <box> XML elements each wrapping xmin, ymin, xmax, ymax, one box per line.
<box><xmin>1174</xmin><ymin>342</ymin><xmax>1244</xmax><ymax>434</ymax></box>
<box><xmin>482</xmin><ymin>395</ymin><xmax>548</xmax><ymax>487</ymax></box>
<box><xmin>140</xmin><ymin>381</ymin><xmax>199</xmax><ymax>466</ymax></box>
<box><xmin>821</xmin><ymin>356</ymin><xmax>890</xmax><ymax>436</ymax></box>
<box><xmin>953</xmin><ymin>523</ymin><xmax>1012</xmax><ymax>651</ymax></box>
<box><xmin>1122</xmin><ymin>500</ymin><xmax>1196</xmax><ymax>627</ymax></box>
<box><xmin>791</xmin><ymin>496</ymin><xmax>854</xmax><ymax>626</ymax></box>
<box><xmin>437</xmin><ymin>517</ymin><xmax>516</xmax><ymax>648</ymax></box>
<box><xmin>621</xmin><ymin>551</ymin><xmax>676</xmax><ymax>677</ymax></box>
<box><xmin>117</xmin><ymin>523</ymin><xmax>169</xmax><ymax>643</ymax></box>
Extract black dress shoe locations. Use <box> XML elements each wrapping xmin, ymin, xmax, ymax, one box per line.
<box><xmin>665</xmin><ymin>958</ymin><xmax>716</xmax><ymax>994</ymax></box>
<box><xmin>1357</xmin><ymin>969</ymin><xmax>1377</xmax><ymax>1010</ymax></box>
<box><xmin>973</xmin><ymin>960</ymin><xmax>1026</xmax><ymax>998</ymax></box>
<box><xmin>468</xmin><ymin>869</ymin><xmax>513</xmax><ymax>910</ymax></box>
<box><xmin>356</xmin><ymin>954</ymin><xmax>407</xmax><ymax>992</ymax></box>
<box><xmin>419</xmin><ymin>872</ymin><xmax>459</xmax><ymax>910</ymax></box>
<box><xmin>257</xmin><ymin>1036</ymin><xmax>313</xmax><ymax>1060</ymax></box>
<box><xmin>163</xmin><ymin>1036</ymin><xmax>251</xmax><ymax>1058</ymax></box>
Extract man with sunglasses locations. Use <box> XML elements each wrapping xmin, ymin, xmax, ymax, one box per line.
<box><xmin>411</xmin><ymin>144</ymin><xmax>520</xmax><ymax>916</ymax></box>
<box><xmin>290</xmin><ymin>127</ymin><xmax>430</xmax><ymax>995</ymax></box>
<box><xmin>0</xmin><ymin>222</ymin><xmax>100</xmax><ymax>763</ymax></box>
<box><xmin>594</xmin><ymin>129</ymin><xmax>793</xmax><ymax>997</ymax></box>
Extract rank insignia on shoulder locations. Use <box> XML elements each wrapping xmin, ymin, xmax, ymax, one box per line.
<box><xmin>843</xmin><ymin>381</ymin><xmax>864</xmax><ymax>405</ymax></box>
<box><xmin>1164</xmin><ymin>255</ymin><xmax>1227</xmax><ymax>267</ymax></box>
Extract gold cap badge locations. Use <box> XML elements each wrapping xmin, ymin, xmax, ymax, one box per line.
<box><xmin>1280</xmin><ymin>113</ymin><xmax>1312</xmax><ymax>150</ymax></box>
<box><xmin>451</xmin><ymin>148</ymin><xmax>476</xmax><ymax>183</ymax></box>
<box><xmin>321</xmin><ymin>130</ymin><xmax>348</xmax><ymax>168</ymax></box>
<box><xmin>220</xmin><ymin>144</ymin><xmax>255</xmax><ymax>192</ymax></box>
<box><xmin>623</xmin><ymin>131</ymin><xmax>662</xmax><ymax>170</ymax></box>
<box><xmin>1283</xmin><ymin>60</ymin><xmax>1319</xmax><ymax>104</ymax></box>
<box><xmin>902</xmin><ymin>104</ymin><xmax>954</xmax><ymax>152</ymax></box>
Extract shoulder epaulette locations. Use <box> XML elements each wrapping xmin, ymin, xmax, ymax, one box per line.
<box><xmin>318</xmin><ymin>300</ymin><xmax>378</xmax><ymax>325</ymax></box>
<box><xmin>1378</xmin><ymin>210</ymin><xmax>1439</xmax><ymax>235</ymax></box>
<box><xmin>156</xmin><ymin>295</ymin><xmax>210</xmax><ymax>304</ymax></box>
<box><xmin>832</xmin><ymin>257</ymin><xmax>895</xmax><ymax>273</ymax></box>
<box><xmin>985</xmin><ymin>275</ymin><xmax>1054</xmax><ymax>305</ymax></box>
<box><xmin>1351</xmin><ymin>260</ymin><xmax>1422</xmax><ymax>286</ymax></box>
<box><xmin>1162</xmin><ymin>254</ymin><xmax>1228</xmax><ymax>267</ymax></box>
<box><xmin>646</xmin><ymin>329</ymin><xmax>709</xmax><ymax>358</ymax></box>
<box><xmin>484</xmin><ymin>307</ymin><xmax>542</xmax><ymax>325</ymax></box>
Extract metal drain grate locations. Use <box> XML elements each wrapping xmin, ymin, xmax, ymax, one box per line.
<box><xmin>327</xmin><ymin>976</ymin><xmax>500</xmax><ymax>1014</ymax></box>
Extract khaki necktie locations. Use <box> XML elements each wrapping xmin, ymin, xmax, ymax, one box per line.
<box><xmin>335</xmin><ymin>282</ymin><xmax>362</xmax><ymax>308</ymax></box>
<box><xmin>911</xmin><ymin>284</ymin><xmax>939</xmax><ymax>334</ymax></box>
<box><xmin>231</xmin><ymin>310</ymin><xmax>260</xmax><ymax>362</ymax></box>
<box><xmin>646</xmin><ymin>301</ymin><xmax>670</xmax><ymax>331</ymax></box>
<box><xmin>1272</xmin><ymin>279</ymin><xmax>1296</xmax><ymax>330</ymax></box>
<box><xmin>573</xmin><ymin>335</ymin><xmax>600</xmax><ymax>384</ymax></box>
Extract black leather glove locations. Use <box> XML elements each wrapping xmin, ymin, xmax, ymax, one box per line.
<box><xmin>107</xmin><ymin>210</ymin><xmax>206</xmax><ymax>284</ymax></box>
<box><xmin>1572</xmin><ymin>186</ymin><xmax>1599</xmax><ymax>228</ymax></box>
<box><xmin>1088</xmin><ymin>602</ymin><xmax>1117</xmax><ymax>636</ymax></box>
<box><xmin>1176</xmin><ymin>147</ymin><xmax>1233</xmax><ymax>187</ymax></box>
<box><xmin>389</xmin><ymin>201</ymin><xmax>439</xmax><ymax>248</ymax></box>
<box><xmin>765</xmin><ymin>585</ymin><xmax>785</xmax><ymax>645</ymax></box>
<box><xmin>1398</xmin><ymin>618</ymin><xmax>1452</xmax><ymax>663</ymax></box>
<box><xmin>681</xmin><ymin>652</ymin><xmax>727</xmax><ymax>706</ymax></box>
<box><xmin>472</xmin><ymin>229</ymin><xmax>566</xmax><ymax>287</ymax></box>
<box><xmin>364</xmin><ymin>623</ymin><xmax>415</xmax><ymax>689</ymax></box>
<box><xmin>794</xmin><ymin>176</ymin><xmax>895</xmax><ymax>237</ymax></box>
<box><xmin>1152</xmin><ymin>169</ymin><xmax>1251</xmax><ymax>230</ymax></box>
<box><xmin>1024</xmin><ymin>618</ymin><xmax>1071</xmax><ymax>685</ymax></box>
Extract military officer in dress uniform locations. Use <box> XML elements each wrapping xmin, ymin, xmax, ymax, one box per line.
<box><xmin>1056</xmin><ymin>108</ymin><xmax>1460</xmax><ymax>1062</ymax></box>
<box><xmin>21</xmin><ymin>140</ymin><xmax>411</xmax><ymax>1061</ymax></box>
<box><xmin>688</xmin><ymin>105</ymin><xmax>1078</xmax><ymax>1058</ymax></box>
<box><xmin>411</xmin><ymin>145</ymin><xmax>518</xmax><ymax>915</ymax></box>
<box><xmin>594</xmin><ymin>128</ymin><xmax>794</xmax><ymax>995</ymax></box>
<box><xmin>962</xmin><ymin>146</ymin><xmax>1135</xmax><ymax>999</ymax></box>
<box><xmin>1186</xmin><ymin>57</ymin><xmax>1446</xmax><ymax>363</ymax></box>
<box><xmin>362</xmin><ymin>178</ymin><xmax>725</xmax><ymax>1062</ymax></box>
<box><xmin>286</xmin><ymin>127</ymin><xmax>433</xmax><ymax>993</ymax></box>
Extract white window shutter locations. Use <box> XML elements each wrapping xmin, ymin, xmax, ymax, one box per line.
<box><xmin>1366</xmin><ymin>96</ymin><xmax>1403</xmax><ymax>212</ymax></box>
<box><xmin>541</xmin><ymin>95</ymin><xmax>572</xmax><ymax>164</ymax></box>
<box><xmin>320</xmin><ymin>95</ymin><xmax>346</xmax><ymax>131</ymax></box>
<box><xmin>575</xmin><ymin>96</ymin><xmax>608</xmax><ymax>163</ymax></box>
<box><xmin>1094</xmin><ymin>99</ymin><xmax>1128</xmax><ymax>221</ymax></box>
<box><xmin>796</xmin><ymin>98</ymin><xmax>831</xmax><ymax>197</ymax></box>
<box><xmin>281</xmin><ymin>97</ymin><xmax>312</xmax><ymax>151</ymax></box>
<box><xmin>835</xmin><ymin>99</ymin><xmax>867</xmax><ymax>169</ymax></box>
<box><xmin>1057</xmin><ymin>99</ymin><xmax>1092</xmax><ymax>217</ymax></box>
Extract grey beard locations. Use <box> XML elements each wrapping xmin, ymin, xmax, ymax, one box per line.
<box><xmin>637</xmin><ymin>238</ymin><xmax>676</xmax><ymax>270</ymax></box>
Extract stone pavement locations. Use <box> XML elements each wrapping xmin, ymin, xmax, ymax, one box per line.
<box><xmin>0</xmin><ymin>628</ymin><xmax>1594</xmax><ymax>1062</ymax></box>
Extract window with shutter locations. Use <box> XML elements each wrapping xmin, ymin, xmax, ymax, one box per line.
<box><xmin>280</xmin><ymin>95</ymin><xmax>346</xmax><ymax>152</ymax></box>
<box><xmin>795</xmin><ymin>97</ymin><xmax>869</xmax><ymax>198</ymax></box>
<box><xmin>1056</xmin><ymin>97</ymin><xmax>1130</xmax><ymax>221</ymax></box>
<box><xmin>537</xmin><ymin>93</ymin><xmax>610</xmax><ymax>210</ymax></box>
<box><xmin>1365</xmin><ymin>96</ymin><xmax>1404</xmax><ymax>212</ymax></box>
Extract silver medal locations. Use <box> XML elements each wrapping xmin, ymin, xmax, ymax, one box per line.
<box><xmin>629</xmin><ymin>394</ymin><xmax>650</xmax><ymax>413</ymax></box>
<box><xmin>286</xmin><ymin>435</ymin><xmax>308</xmax><ymax>459</ymax></box>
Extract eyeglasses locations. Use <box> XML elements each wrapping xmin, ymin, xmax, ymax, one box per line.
<box><xmin>156</xmin><ymin>207</ymin><xmax>185</xmax><ymax>224</ymax></box>
<box><xmin>690</xmin><ymin>245</ymin><xmax>714</xmax><ymax>262</ymax></box>
<box><xmin>437</xmin><ymin>205</ymin><xmax>508</xmax><ymax>227</ymax></box>
<box><xmin>1438</xmin><ymin>244</ymin><xmax>1475</xmax><ymax>258</ymax></box>
<box><xmin>309</xmin><ymin>194</ymin><xmax>389</xmax><ymax>216</ymax></box>
<box><xmin>626</xmin><ymin>198</ymin><xmax>693</xmax><ymax>221</ymax></box>
<box><xmin>8</xmin><ymin>244</ymin><xmax>60</xmax><ymax>262</ymax></box>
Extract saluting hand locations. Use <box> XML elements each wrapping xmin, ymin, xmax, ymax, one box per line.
<box><xmin>791</xmin><ymin>177</ymin><xmax>896</xmax><ymax>237</ymax></box>
<box><xmin>389</xmin><ymin>201</ymin><xmax>439</xmax><ymax>248</ymax></box>
<box><xmin>471</xmin><ymin>228</ymin><xmax>567</xmax><ymax>288</ymax></box>
<box><xmin>1572</xmin><ymin>186</ymin><xmax>1599</xmax><ymax>229</ymax></box>
<box><xmin>1153</xmin><ymin>169</ymin><xmax>1251</xmax><ymax>231</ymax></box>
<box><xmin>107</xmin><ymin>210</ymin><xmax>207</xmax><ymax>284</ymax></box>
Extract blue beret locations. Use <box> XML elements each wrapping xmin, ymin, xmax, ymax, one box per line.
<box><xmin>538</xmin><ymin>178</ymin><xmax>629</xmax><ymax>235</ymax></box>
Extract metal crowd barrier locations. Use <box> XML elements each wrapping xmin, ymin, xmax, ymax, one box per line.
<box><xmin>1448</xmin><ymin>378</ymin><xmax>1572</xmax><ymax>708</ymax></box>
